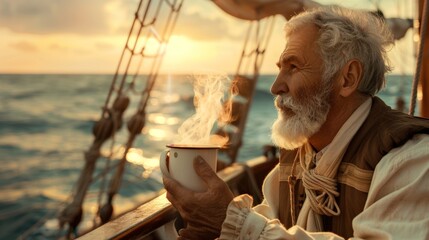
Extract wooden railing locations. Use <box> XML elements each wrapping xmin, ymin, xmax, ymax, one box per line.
<box><xmin>77</xmin><ymin>156</ymin><xmax>277</xmax><ymax>240</ymax></box>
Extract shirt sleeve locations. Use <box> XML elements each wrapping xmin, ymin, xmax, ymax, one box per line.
<box><xmin>219</xmin><ymin>194</ymin><xmax>343</xmax><ymax>240</ymax></box>
<box><xmin>218</xmin><ymin>134</ymin><xmax>429</xmax><ymax>240</ymax></box>
<box><xmin>351</xmin><ymin>134</ymin><xmax>429</xmax><ymax>240</ymax></box>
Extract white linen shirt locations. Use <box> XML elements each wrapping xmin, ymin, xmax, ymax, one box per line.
<box><xmin>219</xmin><ymin>134</ymin><xmax>429</xmax><ymax>239</ymax></box>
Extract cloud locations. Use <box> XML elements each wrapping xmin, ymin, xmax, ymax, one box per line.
<box><xmin>0</xmin><ymin>0</ymin><xmax>118</xmax><ymax>35</ymax></box>
<box><xmin>174</xmin><ymin>11</ymin><xmax>242</xmax><ymax>41</ymax></box>
<box><xmin>94</xmin><ymin>41</ymin><xmax>115</xmax><ymax>50</ymax></box>
<box><xmin>0</xmin><ymin>0</ymin><xmax>244</xmax><ymax>41</ymax></box>
<box><xmin>9</xmin><ymin>41</ymin><xmax>38</xmax><ymax>52</ymax></box>
<box><xmin>48</xmin><ymin>43</ymin><xmax>70</xmax><ymax>52</ymax></box>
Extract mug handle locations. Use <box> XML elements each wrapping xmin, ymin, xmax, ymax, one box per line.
<box><xmin>159</xmin><ymin>150</ymin><xmax>179</xmax><ymax>238</ymax></box>
<box><xmin>159</xmin><ymin>149</ymin><xmax>171</xmax><ymax>178</ymax></box>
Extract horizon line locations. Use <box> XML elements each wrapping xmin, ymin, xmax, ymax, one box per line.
<box><xmin>0</xmin><ymin>72</ymin><xmax>414</xmax><ymax>76</ymax></box>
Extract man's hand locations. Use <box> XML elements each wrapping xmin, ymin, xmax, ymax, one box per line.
<box><xmin>163</xmin><ymin>156</ymin><xmax>234</xmax><ymax>239</ymax></box>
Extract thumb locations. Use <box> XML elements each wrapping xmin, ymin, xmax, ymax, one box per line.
<box><xmin>193</xmin><ymin>156</ymin><xmax>220</xmax><ymax>187</ymax></box>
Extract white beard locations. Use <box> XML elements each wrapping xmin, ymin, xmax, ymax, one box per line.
<box><xmin>271</xmin><ymin>87</ymin><xmax>331</xmax><ymax>150</ymax></box>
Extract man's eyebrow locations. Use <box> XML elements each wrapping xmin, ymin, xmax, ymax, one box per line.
<box><xmin>278</xmin><ymin>54</ymin><xmax>301</xmax><ymax>66</ymax></box>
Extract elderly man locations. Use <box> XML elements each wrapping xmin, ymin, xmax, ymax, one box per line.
<box><xmin>163</xmin><ymin>6</ymin><xmax>429</xmax><ymax>239</ymax></box>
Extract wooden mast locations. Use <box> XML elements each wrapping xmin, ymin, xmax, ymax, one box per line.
<box><xmin>419</xmin><ymin>0</ymin><xmax>429</xmax><ymax>117</ymax></box>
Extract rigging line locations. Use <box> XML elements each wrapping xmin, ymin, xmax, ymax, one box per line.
<box><xmin>162</xmin><ymin>0</ymin><xmax>183</xmax><ymax>11</ymax></box>
<box><xmin>244</xmin><ymin>19</ymin><xmax>269</xmax><ymax>75</ymax></box>
<box><xmin>91</xmin><ymin>161</ymin><xmax>122</xmax><ymax>184</ymax></box>
<box><xmin>140</xmin><ymin>0</ymin><xmax>184</xmax><ymax>112</ymax></box>
<box><xmin>102</xmin><ymin>0</ymin><xmax>145</xmax><ymax>116</ymax></box>
<box><xmin>58</xmin><ymin>0</ymin><xmax>157</xmax><ymax>235</ymax></box>
<box><xmin>413</xmin><ymin>2</ymin><xmax>420</xmax><ymax>59</ymax></box>
<box><xmin>127</xmin><ymin>31</ymin><xmax>161</xmax><ymax>93</ymax></box>
<box><xmin>244</xmin><ymin>24</ymin><xmax>257</xmax><ymax>74</ymax></box>
<box><xmin>257</xmin><ymin>16</ymin><xmax>275</xmax><ymax>72</ymax></box>
<box><xmin>131</xmin><ymin>2</ymin><xmax>156</xmax><ymax>67</ymax></box>
<box><xmin>409</xmin><ymin>0</ymin><xmax>428</xmax><ymax>116</ymax></box>
<box><xmin>253</xmin><ymin>20</ymin><xmax>262</xmax><ymax>73</ymax></box>
<box><xmin>164</xmin><ymin>0</ymin><xmax>176</xmax><ymax>8</ymax></box>
<box><xmin>128</xmin><ymin>25</ymin><xmax>169</xmax><ymax>93</ymax></box>
<box><xmin>254</xmin><ymin>18</ymin><xmax>273</xmax><ymax>73</ymax></box>
<box><xmin>94</xmin><ymin>122</ymin><xmax>120</xmax><ymax>225</ymax></box>
<box><xmin>242</xmin><ymin>49</ymin><xmax>258</xmax><ymax>57</ymax></box>
<box><xmin>118</xmin><ymin>0</ymin><xmax>161</xmax><ymax>95</ymax></box>
<box><xmin>118</xmin><ymin>23</ymin><xmax>149</xmax><ymax>94</ymax></box>
<box><xmin>127</xmin><ymin>0</ymin><xmax>182</xmax><ymax>92</ymax></box>
<box><xmin>138</xmin><ymin>0</ymin><xmax>154</xmax><ymax>26</ymax></box>
<box><xmin>100</xmin><ymin>0</ymin><xmax>184</xmax><ymax>223</ymax></box>
<box><xmin>245</xmin><ymin>22</ymin><xmax>258</xmax><ymax>74</ymax></box>
<box><xmin>390</xmin><ymin>0</ymin><xmax>412</xmax><ymax>97</ymax></box>
<box><xmin>126</xmin><ymin>0</ymin><xmax>180</xmax><ymax>96</ymax></box>
<box><xmin>236</xmin><ymin>22</ymin><xmax>253</xmax><ymax>75</ymax></box>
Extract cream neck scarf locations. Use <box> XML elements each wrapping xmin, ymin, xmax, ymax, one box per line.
<box><xmin>296</xmin><ymin>98</ymin><xmax>372</xmax><ymax>231</ymax></box>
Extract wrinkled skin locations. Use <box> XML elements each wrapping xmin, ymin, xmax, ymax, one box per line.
<box><xmin>163</xmin><ymin>156</ymin><xmax>234</xmax><ymax>239</ymax></box>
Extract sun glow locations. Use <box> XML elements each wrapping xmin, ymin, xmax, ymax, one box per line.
<box><xmin>125</xmin><ymin>148</ymin><xmax>161</xmax><ymax>179</ymax></box>
<box><xmin>160</xmin><ymin>35</ymin><xmax>242</xmax><ymax>74</ymax></box>
<box><xmin>0</xmin><ymin>28</ymin><xmax>126</xmax><ymax>73</ymax></box>
<box><xmin>0</xmin><ymin>0</ymin><xmax>416</xmax><ymax>75</ymax></box>
<box><xmin>148</xmin><ymin>114</ymin><xmax>180</xmax><ymax>125</ymax></box>
<box><xmin>147</xmin><ymin>128</ymin><xmax>167</xmax><ymax>140</ymax></box>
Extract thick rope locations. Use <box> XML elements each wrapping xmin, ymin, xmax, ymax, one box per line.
<box><xmin>409</xmin><ymin>0</ymin><xmax>429</xmax><ymax>116</ymax></box>
<box><xmin>220</xmin><ymin>16</ymin><xmax>275</xmax><ymax>164</ymax></box>
<box><xmin>58</xmin><ymin>0</ymin><xmax>184</xmax><ymax>233</ymax></box>
<box><xmin>99</xmin><ymin>0</ymin><xmax>184</xmax><ymax>223</ymax></box>
<box><xmin>299</xmin><ymin>149</ymin><xmax>340</xmax><ymax>217</ymax></box>
<box><xmin>287</xmin><ymin>153</ymin><xmax>299</xmax><ymax>226</ymax></box>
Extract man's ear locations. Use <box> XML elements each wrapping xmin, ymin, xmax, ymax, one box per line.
<box><xmin>339</xmin><ymin>59</ymin><xmax>362</xmax><ymax>97</ymax></box>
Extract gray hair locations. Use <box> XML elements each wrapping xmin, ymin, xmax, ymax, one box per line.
<box><xmin>285</xmin><ymin>6</ymin><xmax>394</xmax><ymax>96</ymax></box>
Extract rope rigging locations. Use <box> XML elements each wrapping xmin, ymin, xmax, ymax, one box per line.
<box><xmin>29</xmin><ymin>1</ymin><xmax>428</xmax><ymax>239</ymax></box>
<box><xmin>369</xmin><ymin>0</ymin><xmax>426</xmax><ymax>116</ymax></box>
<box><xmin>409</xmin><ymin>0</ymin><xmax>429</xmax><ymax>116</ymax></box>
<box><xmin>216</xmin><ymin>16</ymin><xmax>275</xmax><ymax>165</ymax></box>
<box><xmin>58</xmin><ymin>0</ymin><xmax>184</xmax><ymax>237</ymax></box>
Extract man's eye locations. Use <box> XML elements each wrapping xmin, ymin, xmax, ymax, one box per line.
<box><xmin>290</xmin><ymin>64</ymin><xmax>299</xmax><ymax>72</ymax></box>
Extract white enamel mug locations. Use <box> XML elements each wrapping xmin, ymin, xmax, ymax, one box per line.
<box><xmin>159</xmin><ymin>144</ymin><xmax>219</xmax><ymax>238</ymax></box>
<box><xmin>159</xmin><ymin>144</ymin><xmax>219</xmax><ymax>192</ymax></box>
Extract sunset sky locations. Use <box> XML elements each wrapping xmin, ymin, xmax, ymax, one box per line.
<box><xmin>0</xmin><ymin>0</ymin><xmax>417</xmax><ymax>75</ymax></box>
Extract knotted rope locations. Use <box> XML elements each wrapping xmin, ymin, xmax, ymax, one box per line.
<box><xmin>296</xmin><ymin>99</ymin><xmax>372</xmax><ymax>231</ymax></box>
<box><xmin>301</xmin><ymin>166</ymin><xmax>340</xmax><ymax>216</ymax></box>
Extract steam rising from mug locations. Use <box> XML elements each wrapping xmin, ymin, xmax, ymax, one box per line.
<box><xmin>177</xmin><ymin>74</ymin><xmax>231</xmax><ymax>146</ymax></box>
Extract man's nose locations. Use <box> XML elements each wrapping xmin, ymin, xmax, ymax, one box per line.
<box><xmin>270</xmin><ymin>75</ymin><xmax>288</xmax><ymax>95</ymax></box>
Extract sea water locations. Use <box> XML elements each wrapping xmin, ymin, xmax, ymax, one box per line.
<box><xmin>0</xmin><ymin>74</ymin><xmax>415</xmax><ymax>239</ymax></box>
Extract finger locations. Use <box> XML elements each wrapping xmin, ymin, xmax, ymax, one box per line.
<box><xmin>165</xmin><ymin>191</ymin><xmax>184</xmax><ymax>213</ymax></box>
<box><xmin>178</xmin><ymin>228</ymin><xmax>187</xmax><ymax>236</ymax></box>
<box><xmin>178</xmin><ymin>228</ymin><xmax>195</xmax><ymax>239</ymax></box>
<box><xmin>193</xmin><ymin>156</ymin><xmax>222</xmax><ymax>188</ymax></box>
<box><xmin>163</xmin><ymin>175</ymin><xmax>193</xmax><ymax>198</ymax></box>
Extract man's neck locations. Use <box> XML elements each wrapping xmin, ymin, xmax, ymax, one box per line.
<box><xmin>309</xmin><ymin>94</ymin><xmax>370</xmax><ymax>152</ymax></box>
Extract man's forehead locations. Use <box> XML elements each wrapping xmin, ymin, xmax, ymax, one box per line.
<box><xmin>276</xmin><ymin>51</ymin><xmax>305</xmax><ymax>67</ymax></box>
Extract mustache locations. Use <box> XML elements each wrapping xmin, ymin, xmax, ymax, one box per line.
<box><xmin>274</xmin><ymin>95</ymin><xmax>300</xmax><ymax>112</ymax></box>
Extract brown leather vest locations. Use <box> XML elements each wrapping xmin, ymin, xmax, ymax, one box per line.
<box><xmin>278</xmin><ymin>97</ymin><xmax>429</xmax><ymax>238</ymax></box>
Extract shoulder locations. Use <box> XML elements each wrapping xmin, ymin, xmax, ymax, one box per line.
<box><xmin>375</xmin><ymin>134</ymin><xmax>429</xmax><ymax>176</ymax></box>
